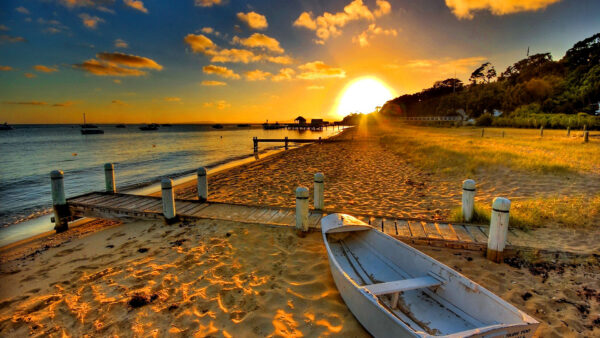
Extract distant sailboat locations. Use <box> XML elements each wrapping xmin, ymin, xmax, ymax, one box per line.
<box><xmin>81</xmin><ymin>113</ymin><xmax>104</xmax><ymax>134</ymax></box>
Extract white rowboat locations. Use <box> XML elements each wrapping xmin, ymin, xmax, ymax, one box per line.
<box><xmin>321</xmin><ymin>214</ymin><xmax>539</xmax><ymax>337</ymax></box>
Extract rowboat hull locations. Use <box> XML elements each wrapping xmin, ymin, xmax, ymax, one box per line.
<box><xmin>322</xmin><ymin>214</ymin><xmax>539</xmax><ymax>337</ymax></box>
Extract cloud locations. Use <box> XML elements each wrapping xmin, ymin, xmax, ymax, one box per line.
<box><xmin>79</xmin><ymin>13</ymin><xmax>104</xmax><ymax>29</ymax></box>
<box><xmin>352</xmin><ymin>24</ymin><xmax>397</xmax><ymax>47</ymax></box>
<box><xmin>204</xmin><ymin>100</ymin><xmax>230</xmax><ymax>109</ymax></box>
<box><xmin>37</xmin><ymin>18</ymin><xmax>68</xmax><ymax>34</ymax></box>
<box><xmin>97</xmin><ymin>52</ymin><xmax>163</xmax><ymax>70</ymax></box>
<box><xmin>201</xmin><ymin>27</ymin><xmax>213</xmax><ymax>34</ymax></box>
<box><xmin>201</xmin><ymin>80</ymin><xmax>227</xmax><ymax>86</ymax></box>
<box><xmin>263</xmin><ymin>55</ymin><xmax>293</xmax><ymax>65</ymax></box>
<box><xmin>245</xmin><ymin>69</ymin><xmax>271</xmax><ymax>81</ymax></box>
<box><xmin>184</xmin><ymin>34</ymin><xmax>216</xmax><ymax>53</ymax></box>
<box><xmin>73</xmin><ymin>53</ymin><xmax>163</xmax><ymax>77</ymax></box>
<box><xmin>111</xmin><ymin>99</ymin><xmax>127</xmax><ymax>106</ymax></box>
<box><xmin>0</xmin><ymin>25</ymin><xmax>10</xmax><ymax>31</ymax></box>
<box><xmin>15</xmin><ymin>6</ymin><xmax>30</xmax><ymax>14</ymax></box>
<box><xmin>123</xmin><ymin>0</ymin><xmax>148</xmax><ymax>13</ymax></box>
<box><xmin>33</xmin><ymin>65</ymin><xmax>59</xmax><ymax>73</ymax></box>
<box><xmin>293</xmin><ymin>0</ymin><xmax>392</xmax><ymax>44</ymax></box>
<box><xmin>232</xmin><ymin>33</ymin><xmax>284</xmax><ymax>53</ymax></box>
<box><xmin>52</xmin><ymin>101</ymin><xmax>74</xmax><ymax>107</ymax></box>
<box><xmin>202</xmin><ymin>65</ymin><xmax>240</xmax><ymax>79</ymax></box>
<box><xmin>114</xmin><ymin>39</ymin><xmax>128</xmax><ymax>48</ymax></box>
<box><xmin>445</xmin><ymin>0</ymin><xmax>561</xmax><ymax>19</ymax></box>
<box><xmin>272</xmin><ymin>68</ymin><xmax>295</xmax><ymax>82</ymax></box>
<box><xmin>0</xmin><ymin>65</ymin><xmax>12</xmax><ymax>71</ymax></box>
<box><xmin>237</xmin><ymin>12</ymin><xmax>268</xmax><ymax>30</ymax></box>
<box><xmin>164</xmin><ymin>97</ymin><xmax>181</xmax><ymax>102</ymax></box>
<box><xmin>3</xmin><ymin>101</ymin><xmax>46</xmax><ymax>105</ymax></box>
<box><xmin>297</xmin><ymin>61</ymin><xmax>346</xmax><ymax>80</ymax></box>
<box><xmin>195</xmin><ymin>0</ymin><xmax>223</xmax><ymax>7</ymax></box>
<box><xmin>209</xmin><ymin>48</ymin><xmax>259</xmax><ymax>63</ymax></box>
<box><xmin>0</xmin><ymin>35</ymin><xmax>26</xmax><ymax>43</ymax></box>
<box><xmin>307</xmin><ymin>85</ymin><xmax>325</xmax><ymax>90</ymax></box>
<box><xmin>24</xmin><ymin>73</ymin><xmax>37</xmax><ymax>78</ymax></box>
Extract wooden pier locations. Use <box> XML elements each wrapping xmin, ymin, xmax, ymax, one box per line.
<box><xmin>66</xmin><ymin>191</ymin><xmax>528</xmax><ymax>251</ymax></box>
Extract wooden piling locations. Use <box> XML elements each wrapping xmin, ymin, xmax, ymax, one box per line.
<box><xmin>502</xmin><ymin>131</ymin><xmax>505</xmax><ymax>138</ymax></box>
<box><xmin>197</xmin><ymin>167</ymin><xmax>208</xmax><ymax>202</ymax></box>
<box><xmin>584</xmin><ymin>131</ymin><xmax>589</xmax><ymax>143</ymax></box>
<box><xmin>481</xmin><ymin>129</ymin><xmax>484</xmax><ymax>137</ymax></box>
<box><xmin>104</xmin><ymin>163</ymin><xmax>116</xmax><ymax>193</ymax></box>
<box><xmin>295</xmin><ymin>186</ymin><xmax>309</xmax><ymax>231</ymax></box>
<box><xmin>462</xmin><ymin>179</ymin><xmax>476</xmax><ymax>222</ymax></box>
<box><xmin>567</xmin><ymin>127</ymin><xmax>570</xmax><ymax>137</ymax></box>
<box><xmin>161</xmin><ymin>178</ymin><xmax>178</xmax><ymax>224</ymax></box>
<box><xmin>51</xmin><ymin>170</ymin><xmax>70</xmax><ymax>232</ymax></box>
<box><xmin>314</xmin><ymin>173</ymin><xmax>324</xmax><ymax>210</ymax></box>
<box><xmin>285</xmin><ymin>136</ymin><xmax>289</xmax><ymax>150</ymax></box>
<box><xmin>540</xmin><ymin>126</ymin><xmax>544</xmax><ymax>137</ymax></box>
<box><xmin>487</xmin><ymin>197</ymin><xmax>510</xmax><ymax>263</ymax></box>
<box><xmin>253</xmin><ymin>137</ymin><xmax>258</xmax><ymax>152</ymax></box>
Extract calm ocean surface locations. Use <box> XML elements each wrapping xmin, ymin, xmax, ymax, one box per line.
<box><xmin>0</xmin><ymin>124</ymin><xmax>342</xmax><ymax>228</ymax></box>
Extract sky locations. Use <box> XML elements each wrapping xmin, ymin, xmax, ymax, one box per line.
<box><xmin>0</xmin><ymin>0</ymin><xmax>599</xmax><ymax>124</ymax></box>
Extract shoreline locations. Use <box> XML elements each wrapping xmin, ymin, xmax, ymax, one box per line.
<box><xmin>0</xmin><ymin>128</ymin><xmax>351</xmax><ymax>248</ymax></box>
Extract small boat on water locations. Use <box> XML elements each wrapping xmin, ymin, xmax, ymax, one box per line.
<box><xmin>262</xmin><ymin>121</ymin><xmax>285</xmax><ymax>130</ymax></box>
<box><xmin>321</xmin><ymin>214</ymin><xmax>539</xmax><ymax>337</ymax></box>
<box><xmin>81</xmin><ymin>113</ymin><xmax>104</xmax><ymax>134</ymax></box>
<box><xmin>139</xmin><ymin>123</ymin><xmax>159</xmax><ymax>131</ymax></box>
<box><xmin>212</xmin><ymin>124</ymin><xmax>224</xmax><ymax>129</ymax></box>
<box><xmin>0</xmin><ymin>122</ymin><xmax>14</xmax><ymax>130</ymax></box>
<box><xmin>115</xmin><ymin>124</ymin><xmax>126</xmax><ymax>128</ymax></box>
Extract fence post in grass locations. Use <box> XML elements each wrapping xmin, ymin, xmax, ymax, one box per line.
<box><xmin>481</xmin><ymin>129</ymin><xmax>484</xmax><ymax>137</ymax></box>
<box><xmin>295</xmin><ymin>186</ymin><xmax>309</xmax><ymax>231</ymax></box>
<box><xmin>540</xmin><ymin>126</ymin><xmax>544</xmax><ymax>137</ymax></box>
<box><xmin>314</xmin><ymin>173</ymin><xmax>324</xmax><ymax>210</ymax></box>
<box><xmin>161</xmin><ymin>178</ymin><xmax>178</xmax><ymax>224</ymax></box>
<box><xmin>285</xmin><ymin>136</ymin><xmax>289</xmax><ymax>150</ymax></box>
<box><xmin>487</xmin><ymin>197</ymin><xmax>510</xmax><ymax>263</ymax></box>
<box><xmin>584</xmin><ymin>131</ymin><xmax>589</xmax><ymax>143</ymax></box>
<box><xmin>502</xmin><ymin>131</ymin><xmax>505</xmax><ymax>138</ymax></box>
<box><xmin>462</xmin><ymin>179</ymin><xmax>476</xmax><ymax>222</ymax></box>
<box><xmin>197</xmin><ymin>167</ymin><xmax>208</xmax><ymax>202</ymax></box>
<box><xmin>104</xmin><ymin>163</ymin><xmax>116</xmax><ymax>193</ymax></box>
<box><xmin>567</xmin><ymin>127</ymin><xmax>571</xmax><ymax>137</ymax></box>
<box><xmin>51</xmin><ymin>170</ymin><xmax>70</xmax><ymax>232</ymax></box>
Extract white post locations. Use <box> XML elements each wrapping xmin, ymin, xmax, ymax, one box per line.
<box><xmin>584</xmin><ymin>131</ymin><xmax>589</xmax><ymax>143</ymax></box>
<box><xmin>161</xmin><ymin>178</ymin><xmax>178</xmax><ymax>224</ymax></box>
<box><xmin>51</xmin><ymin>170</ymin><xmax>69</xmax><ymax>232</ymax></box>
<box><xmin>104</xmin><ymin>163</ymin><xmax>116</xmax><ymax>193</ymax></box>
<box><xmin>462</xmin><ymin>179</ymin><xmax>476</xmax><ymax>222</ymax></box>
<box><xmin>314</xmin><ymin>173</ymin><xmax>324</xmax><ymax>210</ymax></box>
<box><xmin>295</xmin><ymin>186</ymin><xmax>309</xmax><ymax>231</ymax></box>
<box><xmin>197</xmin><ymin>167</ymin><xmax>208</xmax><ymax>202</ymax></box>
<box><xmin>487</xmin><ymin>197</ymin><xmax>510</xmax><ymax>263</ymax></box>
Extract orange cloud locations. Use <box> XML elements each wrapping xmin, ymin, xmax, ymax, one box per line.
<box><xmin>201</xmin><ymin>27</ymin><xmax>213</xmax><ymax>34</ymax></box>
<box><xmin>114</xmin><ymin>39</ymin><xmax>128</xmax><ymax>48</ymax></box>
<box><xmin>0</xmin><ymin>65</ymin><xmax>12</xmax><ymax>71</ymax></box>
<box><xmin>203</xmin><ymin>65</ymin><xmax>240</xmax><ymax>79</ymax></box>
<box><xmin>97</xmin><ymin>52</ymin><xmax>163</xmax><ymax>70</ymax></box>
<box><xmin>201</xmin><ymin>80</ymin><xmax>227</xmax><ymax>86</ymax></box>
<box><xmin>73</xmin><ymin>59</ymin><xmax>147</xmax><ymax>76</ymax></box>
<box><xmin>0</xmin><ymin>35</ymin><xmax>26</xmax><ymax>43</ymax></box>
<box><xmin>79</xmin><ymin>13</ymin><xmax>104</xmax><ymax>29</ymax></box>
<box><xmin>195</xmin><ymin>0</ymin><xmax>223</xmax><ymax>7</ymax></box>
<box><xmin>124</xmin><ymin>0</ymin><xmax>148</xmax><ymax>13</ymax></box>
<box><xmin>245</xmin><ymin>69</ymin><xmax>271</xmax><ymax>81</ymax></box>
<box><xmin>237</xmin><ymin>11</ymin><xmax>268</xmax><ymax>30</ymax></box>
<box><xmin>15</xmin><ymin>6</ymin><xmax>30</xmax><ymax>14</ymax></box>
<box><xmin>204</xmin><ymin>100</ymin><xmax>230</xmax><ymax>109</ymax></box>
<box><xmin>186</xmin><ymin>33</ymin><xmax>292</xmax><ymax>64</ymax></box>
<box><xmin>3</xmin><ymin>101</ymin><xmax>46</xmax><ymax>105</ymax></box>
<box><xmin>184</xmin><ymin>34</ymin><xmax>216</xmax><ymax>53</ymax></box>
<box><xmin>164</xmin><ymin>97</ymin><xmax>181</xmax><ymax>102</ymax></box>
<box><xmin>209</xmin><ymin>48</ymin><xmax>259</xmax><ymax>63</ymax></box>
<box><xmin>352</xmin><ymin>24</ymin><xmax>397</xmax><ymax>47</ymax></box>
<box><xmin>232</xmin><ymin>33</ymin><xmax>284</xmax><ymax>53</ymax></box>
<box><xmin>52</xmin><ymin>101</ymin><xmax>74</xmax><ymax>107</ymax></box>
<box><xmin>111</xmin><ymin>99</ymin><xmax>127</xmax><ymax>106</ymax></box>
<box><xmin>272</xmin><ymin>68</ymin><xmax>296</xmax><ymax>82</ymax></box>
<box><xmin>24</xmin><ymin>73</ymin><xmax>37</xmax><ymax>78</ymax></box>
<box><xmin>297</xmin><ymin>61</ymin><xmax>346</xmax><ymax>80</ymax></box>
<box><xmin>293</xmin><ymin>0</ymin><xmax>392</xmax><ymax>44</ymax></box>
<box><xmin>33</xmin><ymin>65</ymin><xmax>59</xmax><ymax>73</ymax></box>
<box><xmin>445</xmin><ymin>0</ymin><xmax>561</xmax><ymax>19</ymax></box>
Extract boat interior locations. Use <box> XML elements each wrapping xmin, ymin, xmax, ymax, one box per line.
<box><xmin>327</xmin><ymin>230</ymin><xmax>491</xmax><ymax>336</ymax></box>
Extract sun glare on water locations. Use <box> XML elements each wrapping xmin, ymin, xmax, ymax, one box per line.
<box><xmin>335</xmin><ymin>77</ymin><xmax>396</xmax><ymax>117</ymax></box>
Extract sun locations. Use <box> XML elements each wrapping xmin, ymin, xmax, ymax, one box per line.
<box><xmin>334</xmin><ymin>77</ymin><xmax>396</xmax><ymax>117</ymax></box>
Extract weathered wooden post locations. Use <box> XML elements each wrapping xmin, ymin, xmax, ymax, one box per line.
<box><xmin>314</xmin><ymin>173</ymin><xmax>324</xmax><ymax>210</ymax></box>
<box><xmin>197</xmin><ymin>167</ymin><xmax>208</xmax><ymax>202</ymax></box>
<box><xmin>462</xmin><ymin>179</ymin><xmax>476</xmax><ymax>222</ymax></box>
<box><xmin>285</xmin><ymin>136</ymin><xmax>289</xmax><ymax>150</ymax></box>
<box><xmin>540</xmin><ymin>126</ymin><xmax>544</xmax><ymax>137</ymax></box>
<box><xmin>51</xmin><ymin>170</ymin><xmax>70</xmax><ymax>232</ymax></box>
<box><xmin>161</xmin><ymin>178</ymin><xmax>178</xmax><ymax>224</ymax></box>
<box><xmin>567</xmin><ymin>127</ymin><xmax>571</xmax><ymax>137</ymax></box>
<box><xmin>502</xmin><ymin>131</ymin><xmax>505</xmax><ymax>138</ymax></box>
<box><xmin>584</xmin><ymin>131</ymin><xmax>589</xmax><ymax>143</ymax></box>
<box><xmin>487</xmin><ymin>197</ymin><xmax>510</xmax><ymax>263</ymax></box>
<box><xmin>481</xmin><ymin>129</ymin><xmax>484</xmax><ymax>137</ymax></box>
<box><xmin>253</xmin><ymin>137</ymin><xmax>258</xmax><ymax>153</ymax></box>
<box><xmin>104</xmin><ymin>163</ymin><xmax>116</xmax><ymax>193</ymax></box>
<box><xmin>295</xmin><ymin>186</ymin><xmax>309</xmax><ymax>231</ymax></box>
<box><xmin>318</xmin><ymin>136</ymin><xmax>322</xmax><ymax>143</ymax></box>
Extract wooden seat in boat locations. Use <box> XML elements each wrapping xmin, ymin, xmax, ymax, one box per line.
<box><xmin>363</xmin><ymin>276</ymin><xmax>441</xmax><ymax>295</ymax></box>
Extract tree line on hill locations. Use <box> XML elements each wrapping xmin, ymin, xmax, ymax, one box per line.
<box><xmin>374</xmin><ymin>33</ymin><xmax>600</xmax><ymax>129</ymax></box>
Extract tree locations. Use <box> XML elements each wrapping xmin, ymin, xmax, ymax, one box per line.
<box><xmin>470</xmin><ymin>62</ymin><xmax>495</xmax><ymax>84</ymax></box>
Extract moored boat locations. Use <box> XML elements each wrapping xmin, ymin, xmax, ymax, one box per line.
<box><xmin>0</xmin><ymin>122</ymin><xmax>14</xmax><ymax>130</ymax></box>
<box><xmin>80</xmin><ymin>113</ymin><xmax>104</xmax><ymax>134</ymax></box>
<box><xmin>321</xmin><ymin>213</ymin><xmax>539</xmax><ymax>337</ymax></box>
<box><xmin>139</xmin><ymin>123</ymin><xmax>159</xmax><ymax>131</ymax></box>
<box><xmin>212</xmin><ymin>124</ymin><xmax>224</xmax><ymax>129</ymax></box>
